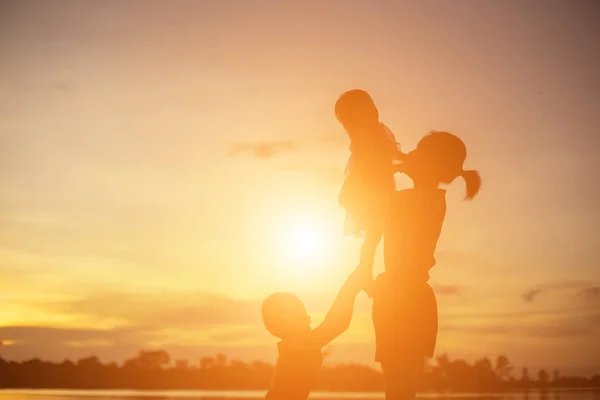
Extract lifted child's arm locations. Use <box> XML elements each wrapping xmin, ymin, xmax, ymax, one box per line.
<box><xmin>395</xmin><ymin>149</ymin><xmax>408</xmax><ymax>161</ymax></box>
<box><xmin>310</xmin><ymin>268</ymin><xmax>363</xmax><ymax>347</ymax></box>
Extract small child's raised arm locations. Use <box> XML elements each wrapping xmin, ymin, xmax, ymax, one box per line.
<box><xmin>310</xmin><ymin>268</ymin><xmax>364</xmax><ymax>347</ymax></box>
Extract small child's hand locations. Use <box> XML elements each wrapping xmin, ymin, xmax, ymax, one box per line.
<box><xmin>344</xmin><ymin>266</ymin><xmax>367</xmax><ymax>295</ymax></box>
<box><xmin>362</xmin><ymin>275</ymin><xmax>376</xmax><ymax>298</ymax></box>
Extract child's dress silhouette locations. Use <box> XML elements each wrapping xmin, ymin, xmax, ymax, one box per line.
<box><xmin>339</xmin><ymin>123</ymin><xmax>400</xmax><ymax>237</ymax></box>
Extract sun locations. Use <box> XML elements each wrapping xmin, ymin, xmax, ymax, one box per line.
<box><xmin>278</xmin><ymin>218</ymin><xmax>335</xmax><ymax>267</ymax></box>
<box><xmin>289</xmin><ymin>224</ymin><xmax>326</xmax><ymax>260</ymax></box>
<box><xmin>270</xmin><ymin>209</ymin><xmax>338</xmax><ymax>279</ymax></box>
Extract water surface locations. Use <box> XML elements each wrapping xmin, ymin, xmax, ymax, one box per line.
<box><xmin>1</xmin><ymin>389</ymin><xmax>599</xmax><ymax>400</ymax></box>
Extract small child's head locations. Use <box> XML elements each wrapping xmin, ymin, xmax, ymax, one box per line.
<box><xmin>402</xmin><ymin>131</ymin><xmax>481</xmax><ymax>199</ymax></box>
<box><xmin>335</xmin><ymin>89</ymin><xmax>379</xmax><ymax>135</ymax></box>
<box><xmin>262</xmin><ymin>292</ymin><xmax>311</xmax><ymax>339</ymax></box>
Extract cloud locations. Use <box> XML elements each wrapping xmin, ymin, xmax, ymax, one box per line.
<box><xmin>529</xmin><ymin>324</ymin><xmax>596</xmax><ymax>338</ymax></box>
<box><xmin>227</xmin><ymin>141</ymin><xmax>297</xmax><ymax>159</ymax></box>
<box><xmin>0</xmin><ymin>289</ymin><xmax>269</xmax><ymax>362</ymax></box>
<box><xmin>208</xmin><ymin>327</ymin><xmax>268</xmax><ymax>343</ymax></box>
<box><xmin>226</xmin><ymin>132</ymin><xmax>350</xmax><ymax>161</ymax></box>
<box><xmin>441</xmin><ymin>324</ymin><xmax>510</xmax><ymax>336</ymax></box>
<box><xmin>440</xmin><ymin>309</ymin><xmax>600</xmax><ymax>340</ymax></box>
<box><xmin>0</xmin><ymin>325</ymin><xmax>152</xmax><ymax>363</ymax></box>
<box><xmin>522</xmin><ymin>288</ymin><xmax>544</xmax><ymax>303</ymax></box>
<box><xmin>43</xmin><ymin>290</ymin><xmax>262</xmax><ymax>330</ymax></box>
<box><xmin>528</xmin><ymin>309</ymin><xmax>600</xmax><ymax>339</ymax></box>
<box><xmin>521</xmin><ymin>280</ymin><xmax>594</xmax><ymax>303</ymax></box>
<box><xmin>3</xmin><ymin>295</ymin><xmax>600</xmax><ymax>365</ymax></box>
<box><xmin>0</xmin><ymin>326</ymin><xmax>140</xmax><ymax>345</ymax></box>
<box><xmin>0</xmin><ymin>262</ymin><xmax>54</xmax><ymax>296</ymax></box>
<box><xmin>433</xmin><ymin>284</ymin><xmax>462</xmax><ymax>296</ymax></box>
<box><xmin>0</xmin><ymin>325</ymin><xmax>276</xmax><ymax>363</ymax></box>
<box><xmin>4</xmin><ymin>280</ymin><xmax>600</xmax><ymax>365</ymax></box>
<box><xmin>582</xmin><ymin>286</ymin><xmax>600</xmax><ymax>300</ymax></box>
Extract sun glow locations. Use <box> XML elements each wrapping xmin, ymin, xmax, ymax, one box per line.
<box><xmin>268</xmin><ymin>204</ymin><xmax>344</xmax><ymax>283</ymax></box>
<box><xmin>288</xmin><ymin>224</ymin><xmax>327</xmax><ymax>260</ymax></box>
<box><xmin>274</xmin><ymin>213</ymin><xmax>339</xmax><ymax>276</ymax></box>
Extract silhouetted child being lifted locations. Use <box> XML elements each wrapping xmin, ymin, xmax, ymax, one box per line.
<box><xmin>335</xmin><ymin>89</ymin><xmax>405</xmax><ymax>291</ymax></box>
<box><xmin>262</xmin><ymin>267</ymin><xmax>364</xmax><ymax>400</ymax></box>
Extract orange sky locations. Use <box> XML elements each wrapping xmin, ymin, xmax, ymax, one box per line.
<box><xmin>1</xmin><ymin>0</ymin><xmax>599</xmax><ymax>375</ymax></box>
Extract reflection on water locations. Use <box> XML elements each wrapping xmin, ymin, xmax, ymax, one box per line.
<box><xmin>0</xmin><ymin>390</ymin><xmax>598</xmax><ymax>400</ymax></box>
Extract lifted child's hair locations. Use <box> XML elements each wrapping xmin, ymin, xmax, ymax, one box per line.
<box><xmin>334</xmin><ymin>89</ymin><xmax>379</xmax><ymax>130</ymax></box>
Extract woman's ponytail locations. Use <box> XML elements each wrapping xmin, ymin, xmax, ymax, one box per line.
<box><xmin>461</xmin><ymin>169</ymin><xmax>482</xmax><ymax>200</ymax></box>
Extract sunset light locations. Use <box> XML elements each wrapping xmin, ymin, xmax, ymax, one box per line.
<box><xmin>288</xmin><ymin>223</ymin><xmax>327</xmax><ymax>261</ymax></box>
<box><xmin>1</xmin><ymin>1</ymin><xmax>598</xmax><ymax>397</ymax></box>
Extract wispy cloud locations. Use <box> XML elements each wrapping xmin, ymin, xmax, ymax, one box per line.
<box><xmin>521</xmin><ymin>280</ymin><xmax>595</xmax><ymax>303</ymax></box>
<box><xmin>582</xmin><ymin>286</ymin><xmax>600</xmax><ymax>300</ymax></box>
<box><xmin>0</xmin><ymin>290</ymin><xmax>268</xmax><ymax>361</ymax></box>
<box><xmin>226</xmin><ymin>131</ymin><xmax>350</xmax><ymax>162</ymax></box>
<box><xmin>433</xmin><ymin>284</ymin><xmax>463</xmax><ymax>296</ymax></box>
<box><xmin>441</xmin><ymin>308</ymin><xmax>600</xmax><ymax>340</ymax></box>
<box><xmin>441</xmin><ymin>324</ymin><xmax>510</xmax><ymax>336</ymax></box>
<box><xmin>3</xmin><ymin>287</ymin><xmax>600</xmax><ymax>365</ymax></box>
<box><xmin>227</xmin><ymin>141</ymin><xmax>298</xmax><ymax>159</ymax></box>
<box><xmin>44</xmin><ymin>290</ymin><xmax>262</xmax><ymax>329</ymax></box>
<box><xmin>0</xmin><ymin>326</ymin><xmax>140</xmax><ymax>345</ymax></box>
<box><xmin>522</xmin><ymin>288</ymin><xmax>544</xmax><ymax>303</ymax></box>
<box><xmin>0</xmin><ymin>326</ymin><xmax>275</xmax><ymax>363</ymax></box>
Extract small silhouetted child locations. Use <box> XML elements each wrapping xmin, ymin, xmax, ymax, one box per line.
<box><xmin>262</xmin><ymin>268</ymin><xmax>363</xmax><ymax>400</ymax></box>
<box><xmin>335</xmin><ymin>89</ymin><xmax>405</xmax><ymax>287</ymax></box>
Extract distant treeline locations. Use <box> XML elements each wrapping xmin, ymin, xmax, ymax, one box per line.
<box><xmin>0</xmin><ymin>351</ymin><xmax>599</xmax><ymax>392</ymax></box>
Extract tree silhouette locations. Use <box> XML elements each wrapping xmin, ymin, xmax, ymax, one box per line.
<box><xmin>216</xmin><ymin>353</ymin><xmax>228</xmax><ymax>368</ymax></box>
<box><xmin>473</xmin><ymin>357</ymin><xmax>500</xmax><ymax>391</ymax></box>
<box><xmin>552</xmin><ymin>369</ymin><xmax>560</xmax><ymax>383</ymax></box>
<box><xmin>199</xmin><ymin>355</ymin><xmax>214</xmax><ymax>370</ymax></box>
<box><xmin>0</xmin><ymin>352</ymin><xmax>597</xmax><ymax>392</ymax></box>
<box><xmin>175</xmin><ymin>359</ymin><xmax>189</xmax><ymax>370</ymax></box>
<box><xmin>495</xmin><ymin>355</ymin><xmax>513</xmax><ymax>380</ymax></box>
<box><xmin>521</xmin><ymin>367</ymin><xmax>531</xmax><ymax>387</ymax></box>
<box><xmin>538</xmin><ymin>369</ymin><xmax>549</xmax><ymax>387</ymax></box>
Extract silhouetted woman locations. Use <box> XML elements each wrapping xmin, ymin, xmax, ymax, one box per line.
<box><xmin>372</xmin><ymin>131</ymin><xmax>481</xmax><ymax>400</ymax></box>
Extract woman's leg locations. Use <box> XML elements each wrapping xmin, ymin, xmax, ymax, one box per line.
<box><xmin>359</xmin><ymin>224</ymin><xmax>382</xmax><ymax>295</ymax></box>
<box><xmin>381</xmin><ymin>357</ymin><xmax>425</xmax><ymax>400</ymax></box>
<box><xmin>356</xmin><ymin>201</ymin><xmax>384</xmax><ymax>295</ymax></box>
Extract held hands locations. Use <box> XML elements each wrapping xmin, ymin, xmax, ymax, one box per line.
<box><xmin>345</xmin><ymin>266</ymin><xmax>375</xmax><ymax>297</ymax></box>
<box><xmin>395</xmin><ymin>149</ymin><xmax>408</xmax><ymax>161</ymax></box>
<box><xmin>392</xmin><ymin>150</ymin><xmax>410</xmax><ymax>174</ymax></box>
<box><xmin>360</xmin><ymin>266</ymin><xmax>376</xmax><ymax>298</ymax></box>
